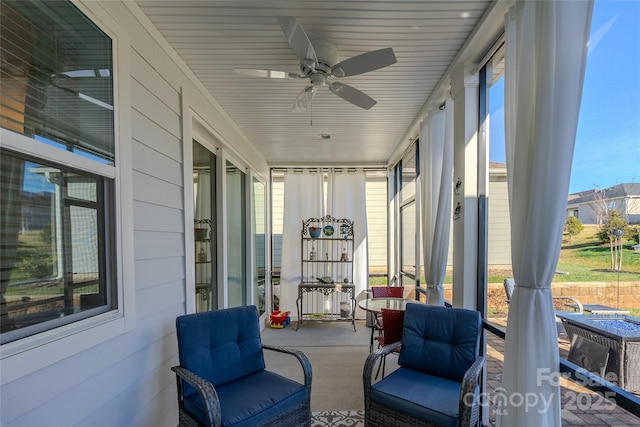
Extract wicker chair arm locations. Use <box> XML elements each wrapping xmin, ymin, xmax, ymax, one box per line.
<box><xmin>458</xmin><ymin>355</ymin><xmax>486</xmax><ymax>427</ymax></box>
<box><xmin>262</xmin><ymin>344</ymin><xmax>313</xmax><ymax>390</ymax></box>
<box><xmin>363</xmin><ymin>341</ymin><xmax>402</xmax><ymax>391</ymax></box>
<box><xmin>171</xmin><ymin>366</ymin><xmax>222</xmax><ymax>427</ymax></box>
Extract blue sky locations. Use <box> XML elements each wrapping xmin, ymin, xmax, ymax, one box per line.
<box><xmin>490</xmin><ymin>0</ymin><xmax>640</xmax><ymax>194</ymax></box>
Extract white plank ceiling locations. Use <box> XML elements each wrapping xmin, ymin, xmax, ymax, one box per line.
<box><xmin>135</xmin><ymin>1</ymin><xmax>494</xmax><ymax>166</ymax></box>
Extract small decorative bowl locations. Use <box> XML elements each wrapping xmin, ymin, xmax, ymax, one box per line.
<box><xmin>309</xmin><ymin>226</ymin><xmax>322</xmax><ymax>238</ymax></box>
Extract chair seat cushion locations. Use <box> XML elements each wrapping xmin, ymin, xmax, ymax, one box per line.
<box><xmin>370</xmin><ymin>367</ymin><xmax>462</xmax><ymax>427</ymax></box>
<box><xmin>184</xmin><ymin>370</ymin><xmax>307</xmax><ymax>427</ymax></box>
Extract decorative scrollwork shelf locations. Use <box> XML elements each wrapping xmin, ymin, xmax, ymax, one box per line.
<box><xmin>296</xmin><ymin>215</ymin><xmax>356</xmax><ymax>331</ymax></box>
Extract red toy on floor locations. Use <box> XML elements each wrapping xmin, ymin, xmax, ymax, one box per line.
<box><xmin>269</xmin><ymin>310</ymin><xmax>291</xmax><ymax>328</ymax></box>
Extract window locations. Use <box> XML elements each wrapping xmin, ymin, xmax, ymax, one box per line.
<box><xmin>1</xmin><ymin>0</ymin><xmax>115</xmax><ymax>344</ymax></box>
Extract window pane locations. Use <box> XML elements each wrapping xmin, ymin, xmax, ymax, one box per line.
<box><xmin>0</xmin><ymin>149</ymin><xmax>115</xmax><ymax>344</ymax></box>
<box><xmin>0</xmin><ymin>0</ymin><xmax>114</xmax><ymax>163</ymax></box>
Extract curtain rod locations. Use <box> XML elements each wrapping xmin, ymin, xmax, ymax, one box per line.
<box><xmin>270</xmin><ymin>166</ymin><xmax>387</xmax><ymax>173</ymax></box>
<box><xmin>270</xmin><ymin>165</ymin><xmax>387</xmax><ymax>170</ymax></box>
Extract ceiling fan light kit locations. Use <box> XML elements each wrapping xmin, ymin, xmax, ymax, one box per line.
<box><xmin>234</xmin><ymin>15</ymin><xmax>396</xmax><ymax>112</ymax></box>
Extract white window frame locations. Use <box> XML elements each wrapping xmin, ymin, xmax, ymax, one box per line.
<box><xmin>0</xmin><ymin>0</ymin><xmax>135</xmax><ymax>383</ymax></box>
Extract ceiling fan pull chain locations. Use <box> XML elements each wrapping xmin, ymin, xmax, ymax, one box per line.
<box><xmin>310</xmin><ymin>102</ymin><xmax>313</xmax><ymax>126</ymax></box>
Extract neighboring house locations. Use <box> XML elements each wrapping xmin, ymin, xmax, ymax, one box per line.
<box><xmin>567</xmin><ymin>183</ymin><xmax>640</xmax><ymax>225</ymax></box>
<box><xmin>488</xmin><ymin>162</ymin><xmax>511</xmax><ymax>265</ymax></box>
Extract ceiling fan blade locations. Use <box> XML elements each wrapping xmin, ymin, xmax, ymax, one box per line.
<box><xmin>276</xmin><ymin>16</ymin><xmax>317</xmax><ymax>64</ymax></box>
<box><xmin>55</xmin><ymin>69</ymin><xmax>111</xmax><ymax>78</ymax></box>
<box><xmin>51</xmin><ymin>81</ymin><xmax>114</xmax><ymax>110</ymax></box>
<box><xmin>329</xmin><ymin>82</ymin><xmax>377</xmax><ymax>110</ymax></box>
<box><xmin>331</xmin><ymin>47</ymin><xmax>397</xmax><ymax>78</ymax></box>
<box><xmin>292</xmin><ymin>86</ymin><xmax>317</xmax><ymax>112</ymax></box>
<box><xmin>234</xmin><ymin>68</ymin><xmax>303</xmax><ymax>79</ymax></box>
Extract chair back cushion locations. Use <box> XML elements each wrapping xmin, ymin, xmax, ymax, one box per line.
<box><xmin>398</xmin><ymin>304</ymin><xmax>481</xmax><ymax>382</ymax></box>
<box><xmin>176</xmin><ymin>305</ymin><xmax>266</xmax><ymax>389</ymax></box>
<box><xmin>371</xmin><ymin>286</ymin><xmax>404</xmax><ymax>298</ymax></box>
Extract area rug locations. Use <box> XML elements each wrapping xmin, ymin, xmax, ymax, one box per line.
<box><xmin>312</xmin><ymin>410</ymin><xmax>364</xmax><ymax>427</ymax></box>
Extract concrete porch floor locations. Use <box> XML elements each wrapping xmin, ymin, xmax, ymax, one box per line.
<box><xmin>261</xmin><ymin>317</ymin><xmax>639</xmax><ymax>426</ymax></box>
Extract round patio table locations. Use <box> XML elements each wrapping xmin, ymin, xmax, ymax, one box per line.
<box><xmin>358</xmin><ymin>297</ymin><xmax>423</xmax><ymax>315</ymax></box>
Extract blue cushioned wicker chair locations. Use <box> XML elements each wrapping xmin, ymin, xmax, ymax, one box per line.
<box><xmin>364</xmin><ymin>304</ymin><xmax>485</xmax><ymax>427</ymax></box>
<box><xmin>171</xmin><ymin>305</ymin><xmax>312</xmax><ymax>427</ymax></box>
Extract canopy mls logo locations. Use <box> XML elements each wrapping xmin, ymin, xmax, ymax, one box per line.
<box><xmin>463</xmin><ymin>368</ymin><xmax>620</xmax><ymax>415</ymax></box>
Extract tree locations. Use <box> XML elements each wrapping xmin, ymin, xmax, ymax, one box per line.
<box><xmin>597</xmin><ymin>209</ymin><xmax>628</xmax><ymax>271</ymax></box>
<box><xmin>564</xmin><ymin>216</ymin><xmax>583</xmax><ymax>242</ymax></box>
<box><xmin>588</xmin><ymin>187</ymin><xmax>610</xmax><ymax>226</ymax></box>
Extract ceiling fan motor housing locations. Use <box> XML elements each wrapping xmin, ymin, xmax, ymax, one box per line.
<box><xmin>300</xmin><ymin>39</ymin><xmax>339</xmax><ymax>76</ymax></box>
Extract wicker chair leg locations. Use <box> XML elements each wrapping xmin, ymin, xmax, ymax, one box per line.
<box><xmin>370</xmin><ymin>323</ymin><xmax>375</xmax><ymax>353</ymax></box>
<box><xmin>374</xmin><ymin>355</ymin><xmax>386</xmax><ymax>380</ymax></box>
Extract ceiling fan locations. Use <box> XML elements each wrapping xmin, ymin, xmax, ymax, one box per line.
<box><xmin>234</xmin><ymin>16</ymin><xmax>397</xmax><ymax>111</ymax></box>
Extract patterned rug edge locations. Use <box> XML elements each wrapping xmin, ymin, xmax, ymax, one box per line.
<box><xmin>311</xmin><ymin>410</ymin><xmax>364</xmax><ymax>427</ymax></box>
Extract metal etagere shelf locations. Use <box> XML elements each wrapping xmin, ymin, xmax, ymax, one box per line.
<box><xmin>296</xmin><ymin>215</ymin><xmax>356</xmax><ymax>331</ymax></box>
<box><xmin>194</xmin><ymin>219</ymin><xmax>212</xmax><ymax>312</ymax></box>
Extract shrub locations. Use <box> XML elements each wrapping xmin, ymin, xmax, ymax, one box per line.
<box><xmin>597</xmin><ymin>209</ymin><xmax>628</xmax><ymax>243</ymax></box>
<box><xmin>564</xmin><ymin>216</ymin><xmax>583</xmax><ymax>241</ymax></box>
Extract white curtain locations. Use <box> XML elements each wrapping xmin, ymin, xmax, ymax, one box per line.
<box><xmin>327</xmin><ymin>170</ymin><xmax>369</xmax><ymax>317</ymax></box>
<box><xmin>280</xmin><ymin>170</ymin><xmax>324</xmax><ymax>319</ymax></box>
<box><xmin>498</xmin><ymin>1</ymin><xmax>593</xmax><ymax>426</ymax></box>
<box><xmin>419</xmin><ymin>98</ymin><xmax>454</xmax><ymax>305</ymax></box>
<box><xmin>195</xmin><ymin>171</ymin><xmax>211</xmax><ymax>221</ymax></box>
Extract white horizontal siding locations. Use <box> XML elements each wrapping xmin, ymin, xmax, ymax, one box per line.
<box><xmin>271</xmin><ymin>179</ymin><xmax>284</xmax><ymax>268</ymax></box>
<box><xmin>366</xmin><ymin>178</ymin><xmax>388</xmax><ymax>269</ymax></box>
<box><xmin>134</xmin><ymin>230</ymin><xmax>185</xmax><ymax>261</ymax></box>
<box><xmin>132</xmin><ymin>142</ymin><xmax>183</xmax><ymax>186</ymax></box>
<box><xmin>488</xmin><ymin>179</ymin><xmax>512</xmax><ymax>265</ymax></box>
<box><xmin>132</xmin><ymin>170</ymin><xmax>183</xmax><ymax>209</ymax></box>
<box><xmin>131</xmin><ymin>80</ymin><xmax>182</xmax><ymax>139</ymax></box>
<box><xmin>135</xmin><ymin>257</ymin><xmax>186</xmax><ymax>291</ymax></box>
<box><xmin>131</xmin><ymin>110</ymin><xmax>182</xmax><ymax>160</ymax></box>
<box><xmin>0</xmin><ymin>1</ymin><xmax>266</xmax><ymax>426</ymax></box>
<box><xmin>2</xmin><ymin>304</ymin><xmax>181</xmax><ymax>426</ymax></box>
<box><xmin>133</xmin><ymin>201</ymin><xmax>184</xmax><ymax>233</ymax></box>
